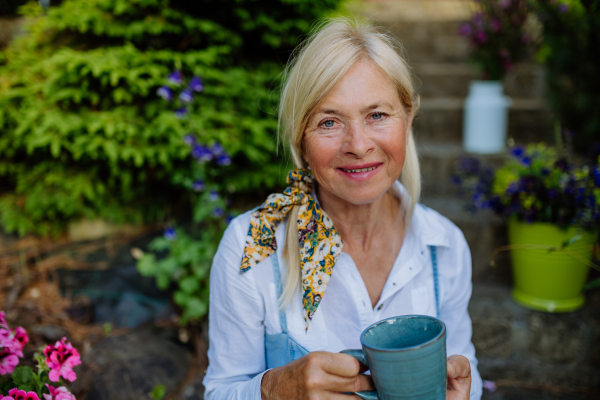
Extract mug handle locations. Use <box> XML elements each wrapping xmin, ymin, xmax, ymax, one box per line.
<box><xmin>340</xmin><ymin>349</ymin><xmax>378</xmax><ymax>400</ymax></box>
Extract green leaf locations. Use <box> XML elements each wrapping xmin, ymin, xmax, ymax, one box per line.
<box><xmin>179</xmin><ymin>276</ymin><xmax>199</xmax><ymax>294</ymax></box>
<box><xmin>584</xmin><ymin>277</ymin><xmax>600</xmax><ymax>291</ymax></box>
<box><xmin>561</xmin><ymin>235</ymin><xmax>582</xmax><ymax>249</ymax></box>
<box><xmin>149</xmin><ymin>383</ymin><xmax>166</xmax><ymax>400</ymax></box>
<box><xmin>11</xmin><ymin>366</ymin><xmax>35</xmax><ymax>387</ymax></box>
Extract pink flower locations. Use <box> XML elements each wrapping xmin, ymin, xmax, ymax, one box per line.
<box><xmin>0</xmin><ymin>311</ymin><xmax>7</xmax><ymax>329</ymax></box>
<box><xmin>43</xmin><ymin>338</ymin><xmax>81</xmax><ymax>382</ymax></box>
<box><xmin>43</xmin><ymin>384</ymin><xmax>76</xmax><ymax>400</ymax></box>
<box><xmin>0</xmin><ymin>350</ymin><xmax>19</xmax><ymax>375</ymax></box>
<box><xmin>0</xmin><ymin>328</ymin><xmax>12</xmax><ymax>350</ymax></box>
<box><xmin>0</xmin><ymin>395</ymin><xmax>16</xmax><ymax>400</ymax></box>
<box><xmin>7</xmin><ymin>389</ymin><xmax>40</xmax><ymax>400</ymax></box>
<box><xmin>9</xmin><ymin>327</ymin><xmax>28</xmax><ymax>358</ymax></box>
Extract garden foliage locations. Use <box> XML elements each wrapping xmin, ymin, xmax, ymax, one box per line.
<box><xmin>0</xmin><ymin>0</ymin><xmax>341</xmax><ymax>237</ymax></box>
<box><xmin>533</xmin><ymin>0</ymin><xmax>600</xmax><ymax>156</ymax></box>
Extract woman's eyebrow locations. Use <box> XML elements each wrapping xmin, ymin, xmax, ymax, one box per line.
<box><xmin>314</xmin><ymin>102</ymin><xmax>394</xmax><ymax>116</ymax></box>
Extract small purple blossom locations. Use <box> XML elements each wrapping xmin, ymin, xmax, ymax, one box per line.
<box><xmin>157</xmin><ymin>86</ymin><xmax>173</xmax><ymax>101</ymax></box>
<box><xmin>192</xmin><ymin>144</ymin><xmax>213</xmax><ymax>162</ymax></box>
<box><xmin>491</xmin><ymin>18</ymin><xmax>502</xmax><ymax>32</ymax></box>
<box><xmin>226</xmin><ymin>214</ymin><xmax>235</xmax><ymax>224</ymax></box>
<box><xmin>510</xmin><ymin>146</ymin><xmax>524</xmax><ymax>158</ymax></box>
<box><xmin>192</xmin><ymin>180</ymin><xmax>205</xmax><ymax>192</ymax></box>
<box><xmin>212</xmin><ymin>207</ymin><xmax>224</xmax><ymax>218</ymax></box>
<box><xmin>474</xmin><ymin>30</ymin><xmax>488</xmax><ymax>44</ymax></box>
<box><xmin>558</xmin><ymin>3</ymin><xmax>569</xmax><ymax>13</ymax></box>
<box><xmin>209</xmin><ymin>191</ymin><xmax>219</xmax><ymax>202</ymax></box>
<box><xmin>179</xmin><ymin>89</ymin><xmax>194</xmax><ymax>103</ymax></box>
<box><xmin>498</xmin><ymin>0</ymin><xmax>511</xmax><ymax>9</ymax></box>
<box><xmin>175</xmin><ymin>107</ymin><xmax>188</xmax><ymax>118</ymax></box>
<box><xmin>458</xmin><ymin>23</ymin><xmax>472</xmax><ymax>37</ymax></box>
<box><xmin>168</xmin><ymin>70</ymin><xmax>183</xmax><ymax>85</ymax></box>
<box><xmin>184</xmin><ymin>134</ymin><xmax>196</xmax><ymax>146</ymax></box>
<box><xmin>216</xmin><ymin>154</ymin><xmax>232</xmax><ymax>166</ymax></box>
<box><xmin>164</xmin><ymin>227</ymin><xmax>176</xmax><ymax>241</ymax></box>
<box><xmin>593</xmin><ymin>166</ymin><xmax>600</xmax><ymax>187</ymax></box>
<box><xmin>210</xmin><ymin>143</ymin><xmax>226</xmax><ymax>157</ymax></box>
<box><xmin>189</xmin><ymin>76</ymin><xmax>205</xmax><ymax>92</ymax></box>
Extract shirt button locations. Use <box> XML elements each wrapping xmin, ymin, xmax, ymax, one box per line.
<box><xmin>377</xmin><ymin>304</ymin><xmax>383</xmax><ymax>310</ymax></box>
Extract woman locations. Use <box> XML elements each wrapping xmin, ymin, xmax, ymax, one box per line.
<box><xmin>203</xmin><ymin>18</ymin><xmax>483</xmax><ymax>400</ymax></box>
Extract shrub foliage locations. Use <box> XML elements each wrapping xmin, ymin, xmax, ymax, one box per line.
<box><xmin>0</xmin><ymin>0</ymin><xmax>341</xmax><ymax>236</ymax></box>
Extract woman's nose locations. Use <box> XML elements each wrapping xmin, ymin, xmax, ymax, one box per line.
<box><xmin>343</xmin><ymin>123</ymin><xmax>374</xmax><ymax>158</ymax></box>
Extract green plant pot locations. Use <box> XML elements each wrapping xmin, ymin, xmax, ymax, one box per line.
<box><xmin>507</xmin><ymin>220</ymin><xmax>596</xmax><ymax>312</ymax></box>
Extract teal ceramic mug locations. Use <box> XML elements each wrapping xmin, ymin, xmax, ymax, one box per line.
<box><xmin>341</xmin><ymin>315</ymin><xmax>447</xmax><ymax>400</ymax></box>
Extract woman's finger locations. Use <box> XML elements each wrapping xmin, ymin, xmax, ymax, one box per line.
<box><xmin>447</xmin><ymin>355</ymin><xmax>471</xmax><ymax>379</ymax></box>
<box><xmin>318</xmin><ymin>352</ymin><xmax>364</xmax><ymax>377</ymax></box>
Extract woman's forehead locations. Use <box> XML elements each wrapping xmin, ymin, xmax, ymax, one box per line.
<box><xmin>315</xmin><ymin>60</ymin><xmax>400</xmax><ymax>115</ymax></box>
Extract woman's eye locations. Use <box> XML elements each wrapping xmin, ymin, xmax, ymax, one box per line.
<box><xmin>323</xmin><ymin>120</ymin><xmax>335</xmax><ymax>128</ymax></box>
<box><xmin>372</xmin><ymin>113</ymin><xmax>384</xmax><ymax>120</ymax></box>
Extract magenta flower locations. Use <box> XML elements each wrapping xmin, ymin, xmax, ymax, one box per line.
<box><xmin>0</xmin><ymin>350</ymin><xmax>19</xmax><ymax>375</ymax></box>
<box><xmin>43</xmin><ymin>384</ymin><xmax>76</xmax><ymax>400</ymax></box>
<box><xmin>474</xmin><ymin>30</ymin><xmax>488</xmax><ymax>44</ymax></box>
<box><xmin>11</xmin><ymin>327</ymin><xmax>29</xmax><ymax>358</ymax></box>
<box><xmin>458</xmin><ymin>23</ymin><xmax>472</xmax><ymax>36</ymax></box>
<box><xmin>491</xmin><ymin>18</ymin><xmax>502</xmax><ymax>32</ymax></box>
<box><xmin>6</xmin><ymin>388</ymin><xmax>39</xmax><ymax>400</ymax></box>
<box><xmin>0</xmin><ymin>311</ymin><xmax>7</xmax><ymax>328</ymax></box>
<box><xmin>43</xmin><ymin>338</ymin><xmax>81</xmax><ymax>383</ymax></box>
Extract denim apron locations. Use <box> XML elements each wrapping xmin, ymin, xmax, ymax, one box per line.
<box><xmin>264</xmin><ymin>246</ymin><xmax>441</xmax><ymax>369</ymax></box>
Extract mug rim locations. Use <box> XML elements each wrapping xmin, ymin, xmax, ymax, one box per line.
<box><xmin>360</xmin><ymin>315</ymin><xmax>446</xmax><ymax>353</ymax></box>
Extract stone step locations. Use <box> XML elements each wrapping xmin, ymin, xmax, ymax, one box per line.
<box><xmin>470</xmin><ymin>283</ymin><xmax>600</xmax><ymax>394</ymax></box>
<box><xmin>414</xmin><ymin>97</ymin><xmax>553</xmax><ymax>144</ymax></box>
<box><xmin>413</xmin><ymin>63</ymin><xmax>547</xmax><ymax>99</ymax></box>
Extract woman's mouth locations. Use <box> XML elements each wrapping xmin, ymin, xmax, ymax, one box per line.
<box><xmin>340</xmin><ymin>165</ymin><xmax>378</xmax><ymax>173</ymax></box>
<box><xmin>337</xmin><ymin>163</ymin><xmax>383</xmax><ymax>180</ymax></box>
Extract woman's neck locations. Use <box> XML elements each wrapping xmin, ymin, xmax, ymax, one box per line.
<box><xmin>317</xmin><ymin>185</ymin><xmax>404</xmax><ymax>252</ymax></box>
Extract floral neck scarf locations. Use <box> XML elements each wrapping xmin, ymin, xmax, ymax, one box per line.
<box><xmin>241</xmin><ymin>169</ymin><xmax>343</xmax><ymax>330</ymax></box>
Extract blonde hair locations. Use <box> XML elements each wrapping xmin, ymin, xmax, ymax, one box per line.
<box><xmin>278</xmin><ymin>17</ymin><xmax>421</xmax><ymax>308</ymax></box>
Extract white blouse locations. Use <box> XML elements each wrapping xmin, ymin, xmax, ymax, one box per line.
<box><xmin>203</xmin><ymin>181</ymin><xmax>483</xmax><ymax>399</ymax></box>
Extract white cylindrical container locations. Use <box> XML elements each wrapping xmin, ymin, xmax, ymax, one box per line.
<box><xmin>463</xmin><ymin>81</ymin><xmax>512</xmax><ymax>154</ymax></box>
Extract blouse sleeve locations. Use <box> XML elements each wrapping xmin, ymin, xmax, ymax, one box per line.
<box><xmin>440</xmin><ymin>227</ymin><xmax>483</xmax><ymax>400</ymax></box>
<box><xmin>203</xmin><ymin>216</ymin><xmax>267</xmax><ymax>400</ymax></box>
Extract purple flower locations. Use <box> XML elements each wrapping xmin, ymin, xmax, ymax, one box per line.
<box><xmin>189</xmin><ymin>76</ymin><xmax>205</xmax><ymax>92</ymax></box>
<box><xmin>209</xmin><ymin>191</ymin><xmax>219</xmax><ymax>202</ymax></box>
<box><xmin>458</xmin><ymin>23</ymin><xmax>472</xmax><ymax>37</ymax></box>
<box><xmin>192</xmin><ymin>144</ymin><xmax>213</xmax><ymax>162</ymax></box>
<box><xmin>210</xmin><ymin>143</ymin><xmax>226</xmax><ymax>157</ymax></box>
<box><xmin>226</xmin><ymin>214</ymin><xmax>235</xmax><ymax>224</ymax></box>
<box><xmin>157</xmin><ymin>86</ymin><xmax>173</xmax><ymax>101</ymax></box>
<box><xmin>498</xmin><ymin>0</ymin><xmax>511</xmax><ymax>9</ymax></box>
<box><xmin>216</xmin><ymin>154</ymin><xmax>232</xmax><ymax>166</ymax></box>
<box><xmin>593</xmin><ymin>166</ymin><xmax>600</xmax><ymax>187</ymax></box>
<box><xmin>520</xmin><ymin>156</ymin><xmax>531</xmax><ymax>166</ymax></box>
<box><xmin>164</xmin><ymin>227</ymin><xmax>176</xmax><ymax>240</ymax></box>
<box><xmin>474</xmin><ymin>30</ymin><xmax>487</xmax><ymax>44</ymax></box>
<box><xmin>558</xmin><ymin>3</ymin><xmax>569</xmax><ymax>13</ymax></box>
<box><xmin>175</xmin><ymin>107</ymin><xmax>188</xmax><ymax>118</ymax></box>
<box><xmin>168</xmin><ymin>70</ymin><xmax>183</xmax><ymax>85</ymax></box>
<box><xmin>491</xmin><ymin>18</ymin><xmax>502</xmax><ymax>33</ymax></box>
<box><xmin>192</xmin><ymin>180</ymin><xmax>205</xmax><ymax>191</ymax></box>
<box><xmin>510</xmin><ymin>146</ymin><xmax>524</xmax><ymax>158</ymax></box>
<box><xmin>212</xmin><ymin>207</ymin><xmax>224</xmax><ymax>218</ymax></box>
<box><xmin>183</xmin><ymin>134</ymin><xmax>196</xmax><ymax>146</ymax></box>
<box><xmin>179</xmin><ymin>89</ymin><xmax>194</xmax><ymax>103</ymax></box>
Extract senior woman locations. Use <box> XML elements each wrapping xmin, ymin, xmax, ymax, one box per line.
<box><xmin>203</xmin><ymin>19</ymin><xmax>483</xmax><ymax>400</ymax></box>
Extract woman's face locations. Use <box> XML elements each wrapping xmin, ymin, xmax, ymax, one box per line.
<box><xmin>303</xmin><ymin>59</ymin><xmax>412</xmax><ymax>206</ymax></box>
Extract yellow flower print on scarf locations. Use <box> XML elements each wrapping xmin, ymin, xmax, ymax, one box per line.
<box><xmin>240</xmin><ymin>169</ymin><xmax>342</xmax><ymax>329</ymax></box>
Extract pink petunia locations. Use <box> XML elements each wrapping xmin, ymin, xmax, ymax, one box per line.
<box><xmin>43</xmin><ymin>384</ymin><xmax>76</xmax><ymax>400</ymax></box>
<box><xmin>7</xmin><ymin>388</ymin><xmax>40</xmax><ymax>400</ymax></box>
<box><xmin>43</xmin><ymin>338</ymin><xmax>81</xmax><ymax>383</ymax></box>
<box><xmin>0</xmin><ymin>395</ymin><xmax>16</xmax><ymax>400</ymax></box>
<box><xmin>0</xmin><ymin>311</ymin><xmax>7</xmax><ymax>329</ymax></box>
<box><xmin>0</xmin><ymin>350</ymin><xmax>19</xmax><ymax>375</ymax></box>
<box><xmin>0</xmin><ymin>328</ymin><xmax>12</xmax><ymax>350</ymax></box>
<box><xmin>10</xmin><ymin>327</ymin><xmax>29</xmax><ymax>358</ymax></box>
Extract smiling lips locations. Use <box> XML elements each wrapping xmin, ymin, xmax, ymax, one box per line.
<box><xmin>338</xmin><ymin>163</ymin><xmax>382</xmax><ymax>174</ymax></box>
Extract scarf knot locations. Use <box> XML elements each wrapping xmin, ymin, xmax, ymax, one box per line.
<box><xmin>240</xmin><ymin>169</ymin><xmax>342</xmax><ymax>330</ymax></box>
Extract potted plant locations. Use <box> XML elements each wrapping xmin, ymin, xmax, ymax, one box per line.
<box><xmin>458</xmin><ymin>0</ymin><xmax>534</xmax><ymax>154</ymax></box>
<box><xmin>453</xmin><ymin>144</ymin><xmax>600</xmax><ymax>312</ymax></box>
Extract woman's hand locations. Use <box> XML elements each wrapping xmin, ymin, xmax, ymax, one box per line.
<box><xmin>446</xmin><ymin>355</ymin><xmax>471</xmax><ymax>400</ymax></box>
<box><xmin>261</xmin><ymin>351</ymin><xmax>374</xmax><ymax>399</ymax></box>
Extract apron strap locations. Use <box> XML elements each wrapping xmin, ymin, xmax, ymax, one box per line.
<box><xmin>429</xmin><ymin>245</ymin><xmax>441</xmax><ymax>318</ymax></box>
<box><xmin>271</xmin><ymin>253</ymin><xmax>288</xmax><ymax>334</ymax></box>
